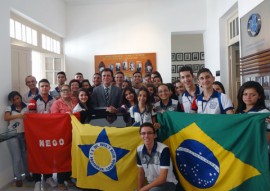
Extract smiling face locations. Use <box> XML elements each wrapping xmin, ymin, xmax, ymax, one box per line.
<box><xmin>115</xmin><ymin>73</ymin><xmax>124</xmax><ymax>86</ymax></box>
<box><xmin>153</xmin><ymin>77</ymin><xmax>162</xmax><ymax>88</ymax></box>
<box><xmin>102</xmin><ymin>71</ymin><xmax>113</xmax><ymax>87</ymax></box>
<box><xmin>60</xmin><ymin>85</ymin><xmax>71</xmax><ymax>99</ymax></box>
<box><xmin>78</xmin><ymin>90</ymin><xmax>89</xmax><ymax>104</ymax></box>
<box><xmin>175</xmin><ymin>81</ymin><xmax>185</xmax><ymax>95</ymax></box>
<box><xmin>140</xmin><ymin>126</ymin><xmax>155</xmax><ymax>147</ymax></box>
<box><xmin>93</xmin><ymin>74</ymin><xmax>101</xmax><ymax>86</ymax></box>
<box><xmin>138</xmin><ymin>90</ymin><xmax>147</xmax><ymax>105</ymax></box>
<box><xmin>124</xmin><ymin>90</ymin><xmax>135</xmax><ymax>103</ymax></box>
<box><xmin>157</xmin><ymin>84</ymin><xmax>170</xmax><ymax>101</ymax></box>
<box><xmin>133</xmin><ymin>73</ymin><xmax>142</xmax><ymax>84</ymax></box>
<box><xmin>70</xmin><ymin>82</ymin><xmax>80</xmax><ymax>92</ymax></box>
<box><xmin>180</xmin><ymin>71</ymin><xmax>194</xmax><ymax>89</ymax></box>
<box><xmin>25</xmin><ymin>76</ymin><xmax>37</xmax><ymax>90</ymax></box>
<box><xmin>198</xmin><ymin>72</ymin><xmax>214</xmax><ymax>90</ymax></box>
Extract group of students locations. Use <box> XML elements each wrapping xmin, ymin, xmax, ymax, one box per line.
<box><xmin>4</xmin><ymin>66</ymin><xmax>270</xmax><ymax>191</ymax></box>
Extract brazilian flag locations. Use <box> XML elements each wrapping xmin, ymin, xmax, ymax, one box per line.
<box><xmin>157</xmin><ymin>112</ymin><xmax>270</xmax><ymax>191</ymax></box>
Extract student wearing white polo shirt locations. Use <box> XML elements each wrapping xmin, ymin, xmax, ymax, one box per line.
<box><xmin>191</xmin><ymin>68</ymin><xmax>234</xmax><ymax>114</ymax></box>
<box><xmin>153</xmin><ymin>84</ymin><xmax>182</xmax><ymax>114</ymax></box>
<box><xmin>179</xmin><ymin>66</ymin><xmax>201</xmax><ymax>113</ymax></box>
<box><xmin>136</xmin><ymin>122</ymin><xmax>178</xmax><ymax>191</ymax></box>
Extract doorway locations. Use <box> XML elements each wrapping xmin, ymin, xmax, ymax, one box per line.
<box><xmin>11</xmin><ymin>45</ymin><xmax>32</xmax><ymax>94</ymax></box>
<box><xmin>228</xmin><ymin>42</ymin><xmax>240</xmax><ymax>106</ymax></box>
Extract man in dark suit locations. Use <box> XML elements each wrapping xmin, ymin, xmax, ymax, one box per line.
<box><xmin>91</xmin><ymin>68</ymin><xmax>122</xmax><ymax>113</ymax></box>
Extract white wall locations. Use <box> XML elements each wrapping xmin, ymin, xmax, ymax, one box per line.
<box><xmin>0</xmin><ymin>1</ymin><xmax>13</xmax><ymax>187</ymax></box>
<box><xmin>65</xmin><ymin>0</ymin><xmax>207</xmax><ymax>83</ymax></box>
<box><xmin>10</xmin><ymin>0</ymin><xmax>66</xmax><ymax>37</ymax></box>
<box><xmin>171</xmin><ymin>34</ymin><xmax>204</xmax><ymax>80</ymax></box>
<box><xmin>0</xmin><ymin>0</ymin><xmax>66</xmax><ymax>188</ymax></box>
<box><xmin>204</xmin><ymin>0</ymin><xmax>264</xmax><ymax>88</ymax></box>
<box><xmin>238</xmin><ymin>0</ymin><xmax>264</xmax><ymax>18</ymax></box>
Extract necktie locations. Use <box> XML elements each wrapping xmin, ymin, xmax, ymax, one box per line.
<box><xmin>105</xmin><ymin>87</ymin><xmax>109</xmax><ymax>106</ymax></box>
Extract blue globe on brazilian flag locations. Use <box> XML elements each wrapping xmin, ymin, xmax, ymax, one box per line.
<box><xmin>158</xmin><ymin>112</ymin><xmax>270</xmax><ymax>191</ymax></box>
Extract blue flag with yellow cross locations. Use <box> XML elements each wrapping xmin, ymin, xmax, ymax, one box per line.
<box><xmin>157</xmin><ymin>112</ymin><xmax>270</xmax><ymax>191</ymax></box>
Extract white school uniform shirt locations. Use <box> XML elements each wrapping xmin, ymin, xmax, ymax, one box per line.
<box><xmin>130</xmin><ymin>105</ymin><xmax>156</xmax><ymax>125</ymax></box>
<box><xmin>181</xmin><ymin>85</ymin><xmax>201</xmax><ymax>113</ymax></box>
<box><xmin>194</xmin><ymin>91</ymin><xmax>234</xmax><ymax>114</ymax></box>
<box><xmin>5</xmin><ymin>103</ymin><xmax>28</xmax><ymax>133</ymax></box>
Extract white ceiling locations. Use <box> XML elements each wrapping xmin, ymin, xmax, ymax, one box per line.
<box><xmin>64</xmin><ymin>0</ymin><xmax>146</xmax><ymax>5</ymax></box>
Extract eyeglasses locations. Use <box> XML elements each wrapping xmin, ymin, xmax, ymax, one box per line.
<box><xmin>140</xmin><ymin>132</ymin><xmax>155</xmax><ymax>136</ymax></box>
<box><xmin>61</xmin><ymin>89</ymin><xmax>70</xmax><ymax>93</ymax></box>
<box><xmin>158</xmin><ymin>90</ymin><xmax>169</xmax><ymax>94</ymax></box>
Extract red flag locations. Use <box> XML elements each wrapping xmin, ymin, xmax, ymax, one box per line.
<box><xmin>24</xmin><ymin>113</ymin><xmax>72</xmax><ymax>174</ymax></box>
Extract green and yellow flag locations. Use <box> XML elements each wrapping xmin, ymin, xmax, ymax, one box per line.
<box><xmin>71</xmin><ymin>115</ymin><xmax>142</xmax><ymax>190</ymax></box>
<box><xmin>158</xmin><ymin>112</ymin><xmax>270</xmax><ymax>191</ymax></box>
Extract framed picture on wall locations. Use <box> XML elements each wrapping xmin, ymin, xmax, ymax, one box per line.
<box><xmin>184</xmin><ymin>53</ymin><xmax>191</xmax><ymax>61</ymax></box>
<box><xmin>200</xmin><ymin>52</ymin><xmax>204</xmax><ymax>60</ymax></box>
<box><xmin>171</xmin><ymin>53</ymin><xmax>176</xmax><ymax>61</ymax></box>
<box><xmin>176</xmin><ymin>53</ymin><xmax>183</xmax><ymax>61</ymax></box>
<box><xmin>244</xmin><ymin>77</ymin><xmax>250</xmax><ymax>82</ymax></box>
<box><xmin>172</xmin><ymin>65</ymin><xmax>176</xmax><ymax>73</ymax></box>
<box><xmin>177</xmin><ymin>65</ymin><xmax>183</xmax><ymax>73</ymax></box>
<box><xmin>185</xmin><ymin>64</ymin><xmax>192</xmax><ymax>68</ymax></box>
<box><xmin>256</xmin><ymin>76</ymin><xmax>262</xmax><ymax>85</ymax></box>
<box><xmin>172</xmin><ymin>77</ymin><xmax>176</xmax><ymax>82</ymax></box>
<box><xmin>192</xmin><ymin>52</ymin><xmax>199</xmax><ymax>61</ymax></box>
<box><xmin>263</xmin><ymin>76</ymin><xmax>269</xmax><ymax>88</ymax></box>
<box><xmin>199</xmin><ymin>64</ymin><xmax>205</xmax><ymax>69</ymax></box>
<box><xmin>193</xmin><ymin>64</ymin><xmax>200</xmax><ymax>73</ymax></box>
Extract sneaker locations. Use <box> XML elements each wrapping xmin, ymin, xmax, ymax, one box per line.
<box><xmin>57</xmin><ymin>183</ymin><xmax>67</xmax><ymax>190</ymax></box>
<box><xmin>34</xmin><ymin>181</ymin><xmax>41</xmax><ymax>191</ymax></box>
<box><xmin>45</xmin><ymin>177</ymin><xmax>57</xmax><ymax>187</ymax></box>
<box><xmin>15</xmin><ymin>180</ymin><xmax>23</xmax><ymax>187</ymax></box>
<box><xmin>65</xmin><ymin>179</ymin><xmax>75</xmax><ymax>187</ymax></box>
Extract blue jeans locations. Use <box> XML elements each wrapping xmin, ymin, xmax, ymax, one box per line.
<box><xmin>149</xmin><ymin>182</ymin><xmax>176</xmax><ymax>191</ymax></box>
<box><xmin>7</xmin><ymin>133</ymin><xmax>28</xmax><ymax>180</ymax></box>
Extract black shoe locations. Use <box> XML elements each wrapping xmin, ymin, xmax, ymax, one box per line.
<box><xmin>16</xmin><ymin>180</ymin><xmax>23</xmax><ymax>187</ymax></box>
<box><xmin>26</xmin><ymin>175</ymin><xmax>34</xmax><ymax>182</ymax></box>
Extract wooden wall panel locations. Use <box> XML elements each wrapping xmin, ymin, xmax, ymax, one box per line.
<box><xmin>240</xmin><ymin>48</ymin><xmax>270</xmax><ymax>75</ymax></box>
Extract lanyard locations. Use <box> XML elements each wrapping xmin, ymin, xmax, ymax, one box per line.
<box><xmin>144</xmin><ymin>154</ymin><xmax>153</xmax><ymax>168</ymax></box>
<box><xmin>140</xmin><ymin>113</ymin><xmax>145</xmax><ymax>124</ymax></box>
<box><xmin>139</xmin><ymin>108</ymin><xmax>146</xmax><ymax>124</ymax></box>
<box><xmin>201</xmin><ymin>98</ymin><xmax>211</xmax><ymax>113</ymax></box>
<box><xmin>186</xmin><ymin>95</ymin><xmax>193</xmax><ymax>105</ymax></box>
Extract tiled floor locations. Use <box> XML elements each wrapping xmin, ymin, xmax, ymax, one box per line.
<box><xmin>0</xmin><ymin>180</ymin><xmax>82</xmax><ymax>191</ymax></box>
<box><xmin>0</xmin><ymin>175</ymin><xmax>101</xmax><ymax>191</ymax></box>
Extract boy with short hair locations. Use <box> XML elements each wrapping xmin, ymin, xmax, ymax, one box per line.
<box><xmin>28</xmin><ymin>79</ymin><xmax>57</xmax><ymax>191</ymax></box>
<box><xmin>74</xmin><ymin>72</ymin><xmax>84</xmax><ymax>83</ymax></box>
<box><xmin>137</xmin><ymin>122</ymin><xmax>178</xmax><ymax>191</ymax></box>
<box><xmin>192</xmin><ymin>68</ymin><xmax>234</xmax><ymax>114</ymax></box>
<box><xmin>114</xmin><ymin>71</ymin><xmax>124</xmax><ymax>89</ymax></box>
<box><xmin>92</xmin><ymin>73</ymin><xmax>102</xmax><ymax>87</ymax></box>
<box><xmin>179</xmin><ymin>66</ymin><xmax>201</xmax><ymax>113</ymax></box>
<box><xmin>50</xmin><ymin>71</ymin><xmax>67</xmax><ymax>99</ymax></box>
<box><xmin>133</xmin><ymin>71</ymin><xmax>143</xmax><ymax>94</ymax></box>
